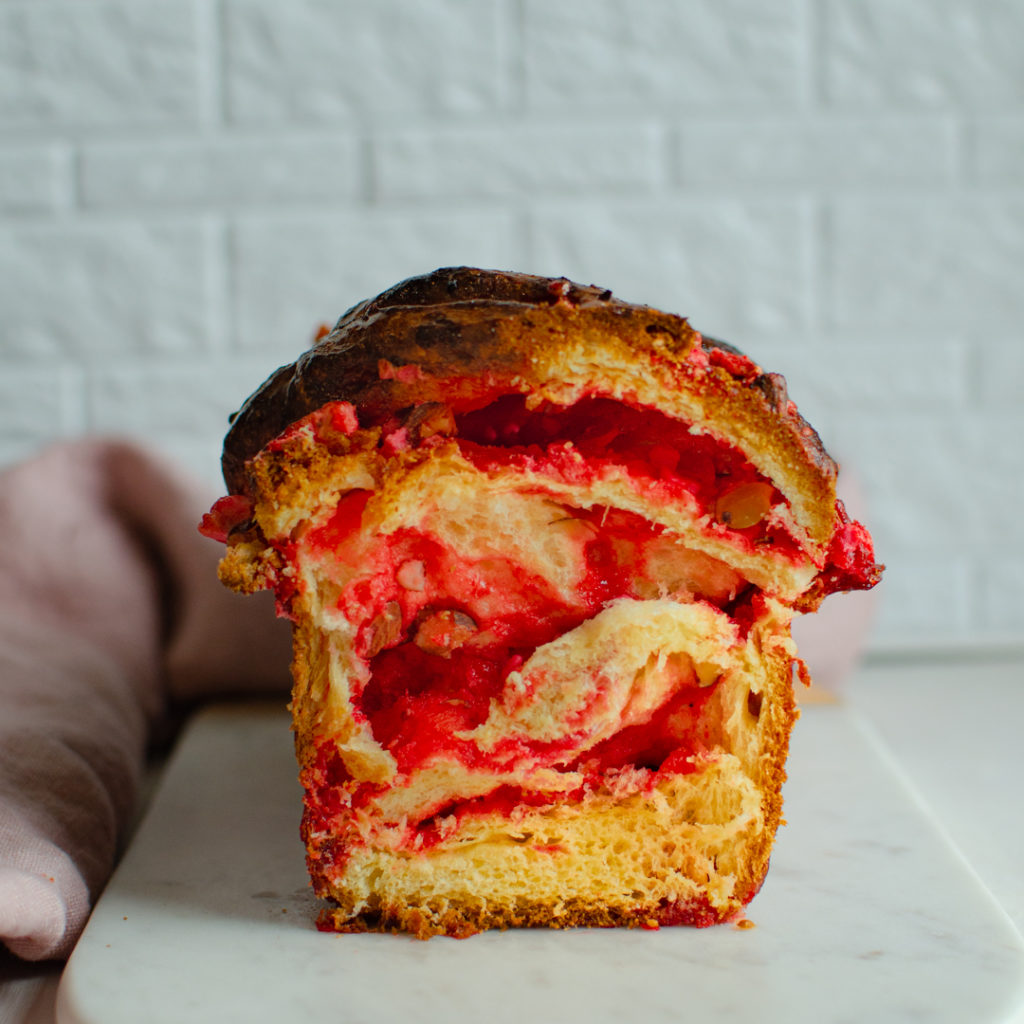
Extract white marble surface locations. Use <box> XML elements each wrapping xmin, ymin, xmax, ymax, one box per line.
<box><xmin>52</xmin><ymin>686</ymin><xmax>1024</xmax><ymax>1024</ymax></box>
<box><xmin>847</xmin><ymin>656</ymin><xmax>1024</xmax><ymax>941</ymax></box>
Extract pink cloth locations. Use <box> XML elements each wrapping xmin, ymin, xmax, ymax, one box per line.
<box><xmin>0</xmin><ymin>441</ymin><xmax>291</xmax><ymax>961</ymax></box>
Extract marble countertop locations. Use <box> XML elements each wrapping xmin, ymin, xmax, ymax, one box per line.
<box><xmin>845</xmin><ymin>653</ymin><xmax>1024</xmax><ymax>939</ymax></box>
<box><xmin>3</xmin><ymin>652</ymin><xmax>1023</xmax><ymax>1022</ymax></box>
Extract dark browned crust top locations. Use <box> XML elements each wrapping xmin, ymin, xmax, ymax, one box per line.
<box><xmin>222</xmin><ymin>267</ymin><xmax>835</xmax><ymax>498</ymax></box>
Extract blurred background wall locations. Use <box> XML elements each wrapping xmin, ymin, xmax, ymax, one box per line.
<box><xmin>0</xmin><ymin>0</ymin><xmax>1021</xmax><ymax>656</ymax></box>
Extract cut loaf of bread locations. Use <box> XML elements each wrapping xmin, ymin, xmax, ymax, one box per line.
<box><xmin>203</xmin><ymin>267</ymin><xmax>882</xmax><ymax>936</ymax></box>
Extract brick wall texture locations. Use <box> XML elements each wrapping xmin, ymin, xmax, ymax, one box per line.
<box><xmin>1</xmin><ymin>0</ymin><xmax>1021</xmax><ymax>653</ymax></box>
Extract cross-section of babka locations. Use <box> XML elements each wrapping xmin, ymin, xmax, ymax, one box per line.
<box><xmin>200</xmin><ymin>267</ymin><xmax>882</xmax><ymax>937</ymax></box>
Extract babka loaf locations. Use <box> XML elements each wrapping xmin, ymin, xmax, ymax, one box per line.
<box><xmin>200</xmin><ymin>267</ymin><xmax>882</xmax><ymax>937</ymax></box>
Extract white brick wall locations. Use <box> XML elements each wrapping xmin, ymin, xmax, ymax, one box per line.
<box><xmin>0</xmin><ymin>4</ymin><xmax>200</xmax><ymax>127</ymax></box>
<box><xmin>79</xmin><ymin>137</ymin><xmax>363</xmax><ymax>208</ymax></box>
<box><xmin>374</xmin><ymin>124</ymin><xmax>665</xmax><ymax>199</ymax></box>
<box><xmin>1</xmin><ymin>0</ymin><xmax>1021</xmax><ymax>654</ymax></box>
<box><xmin>223</xmin><ymin>1</ymin><xmax>506</xmax><ymax>121</ymax></box>
<box><xmin>522</xmin><ymin>0</ymin><xmax>804</xmax><ymax>109</ymax></box>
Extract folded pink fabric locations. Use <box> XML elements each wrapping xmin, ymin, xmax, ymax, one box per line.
<box><xmin>0</xmin><ymin>440</ymin><xmax>291</xmax><ymax>961</ymax></box>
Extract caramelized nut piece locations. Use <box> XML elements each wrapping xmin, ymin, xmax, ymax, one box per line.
<box><xmin>405</xmin><ymin>402</ymin><xmax>456</xmax><ymax>444</ymax></box>
<box><xmin>548</xmin><ymin>514</ymin><xmax>598</xmax><ymax>545</ymax></box>
<box><xmin>414</xmin><ymin>610</ymin><xmax>478</xmax><ymax>658</ymax></box>
<box><xmin>365</xmin><ymin>601</ymin><xmax>403</xmax><ymax>658</ymax></box>
<box><xmin>714</xmin><ymin>481</ymin><xmax>774</xmax><ymax>529</ymax></box>
<box><xmin>397</xmin><ymin>560</ymin><xmax>427</xmax><ymax>591</ymax></box>
<box><xmin>694</xmin><ymin>661</ymin><xmax>720</xmax><ymax>688</ymax></box>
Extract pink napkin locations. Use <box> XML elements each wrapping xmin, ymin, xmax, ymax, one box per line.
<box><xmin>0</xmin><ymin>440</ymin><xmax>291</xmax><ymax>961</ymax></box>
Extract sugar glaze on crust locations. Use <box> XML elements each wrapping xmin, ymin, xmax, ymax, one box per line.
<box><xmin>205</xmin><ymin>267</ymin><xmax>882</xmax><ymax>939</ymax></box>
<box><xmin>223</xmin><ymin>268</ymin><xmax>838</xmax><ymax>556</ymax></box>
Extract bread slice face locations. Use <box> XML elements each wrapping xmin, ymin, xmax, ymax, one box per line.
<box><xmin>205</xmin><ymin>267</ymin><xmax>881</xmax><ymax>937</ymax></box>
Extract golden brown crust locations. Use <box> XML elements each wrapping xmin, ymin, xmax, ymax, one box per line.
<box><xmin>221</xmin><ymin>267</ymin><xmax>838</xmax><ymax>552</ymax></box>
<box><xmin>222</xmin><ymin>268</ymin><xmax>692</xmax><ymax>490</ymax></box>
<box><xmin>318</xmin><ymin>893</ymin><xmax>729</xmax><ymax>939</ymax></box>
